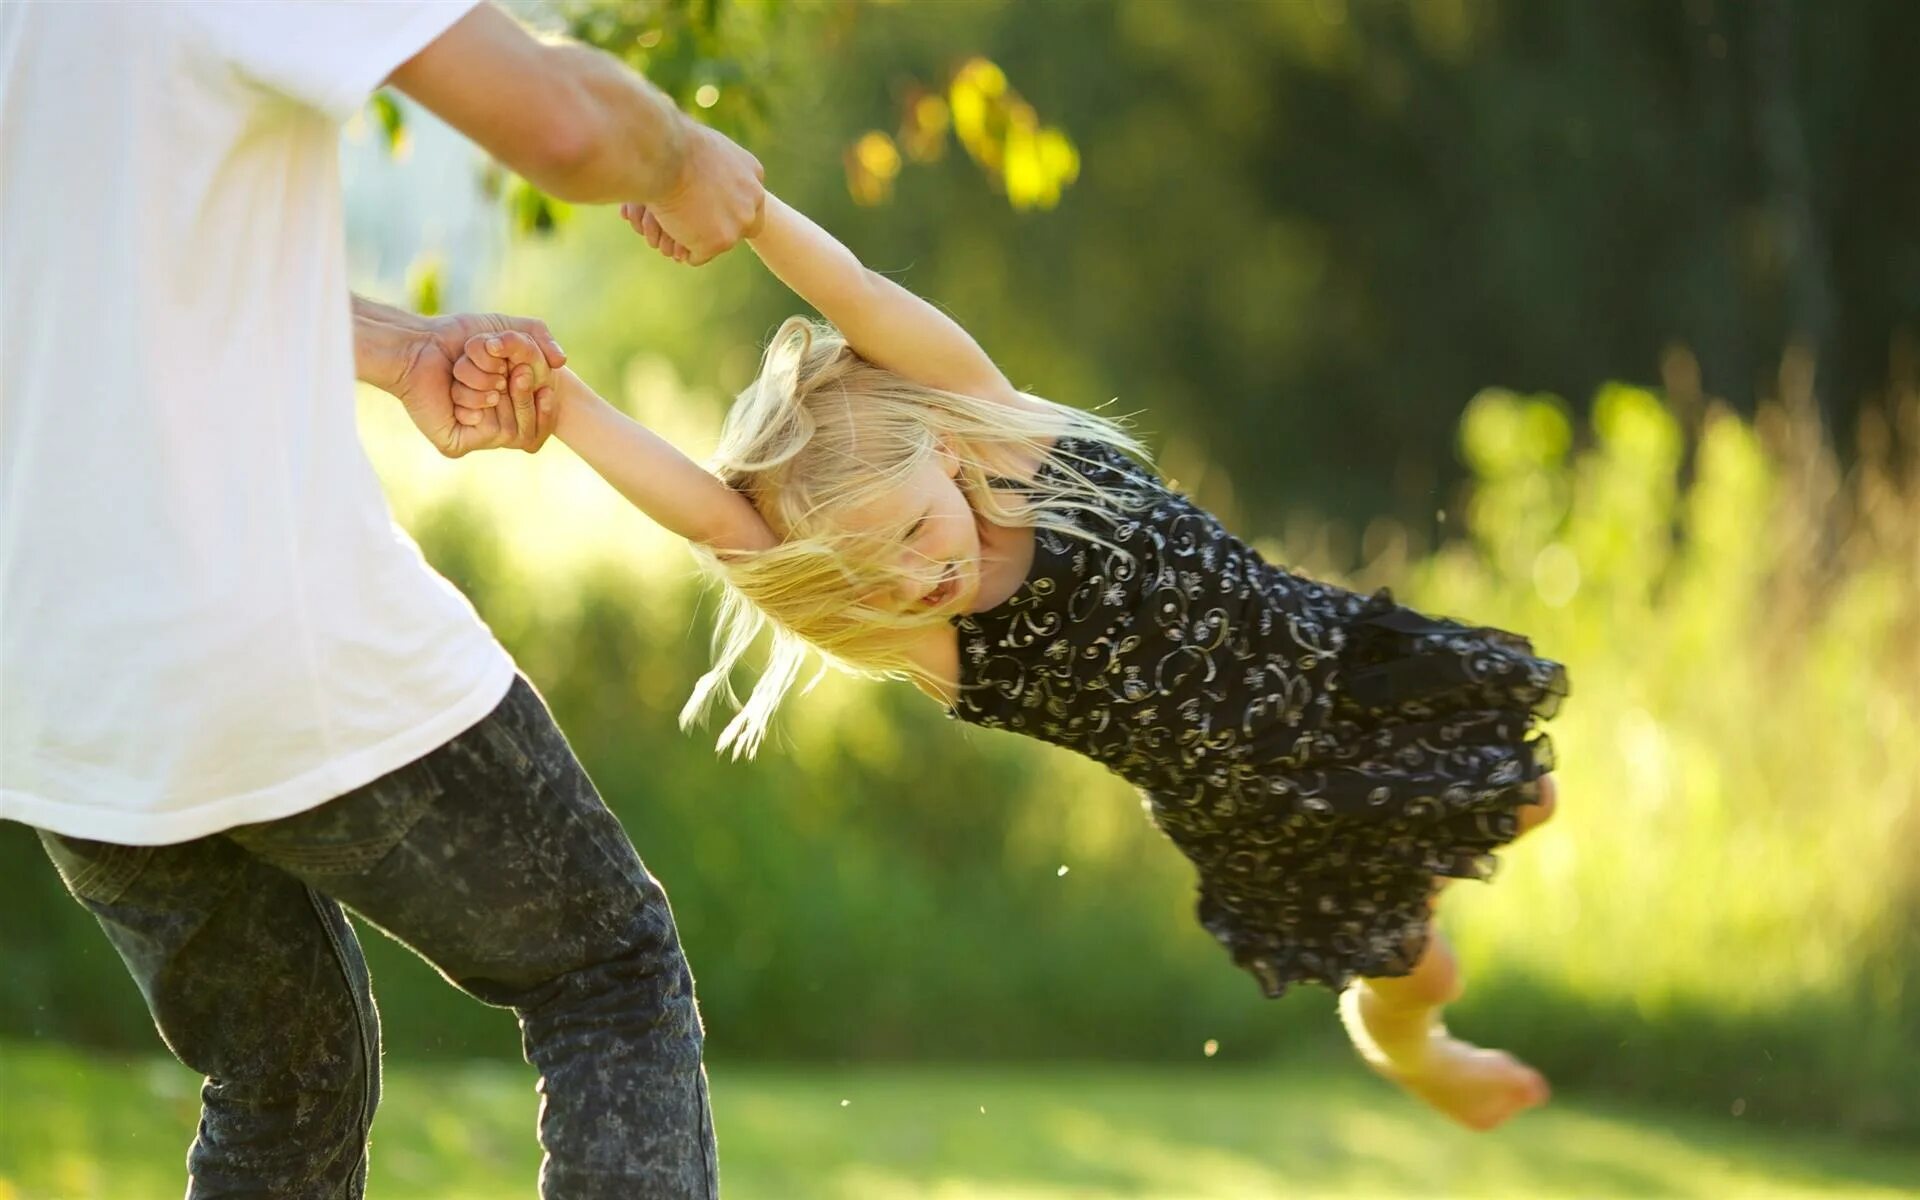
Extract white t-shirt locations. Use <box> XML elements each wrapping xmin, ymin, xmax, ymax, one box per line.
<box><xmin>0</xmin><ymin>1</ymin><xmax>516</xmax><ymax>845</ymax></box>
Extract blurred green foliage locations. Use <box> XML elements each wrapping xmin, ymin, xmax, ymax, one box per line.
<box><xmin>476</xmin><ymin>2</ymin><xmax>1081</xmax><ymax>224</ymax></box>
<box><xmin>554</xmin><ymin>0</ymin><xmax>791</xmax><ymax>134</ymax></box>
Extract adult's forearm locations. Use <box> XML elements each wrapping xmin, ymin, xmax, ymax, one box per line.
<box><xmin>537</xmin><ymin>42</ymin><xmax>690</xmax><ymax>204</ymax></box>
<box><xmin>351</xmin><ymin>294</ymin><xmax>429</xmax><ymax>393</ymax></box>
<box><xmin>387</xmin><ymin>7</ymin><xmax>691</xmax><ymax>207</ymax></box>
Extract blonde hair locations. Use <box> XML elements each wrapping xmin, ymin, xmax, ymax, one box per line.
<box><xmin>682</xmin><ymin>317</ymin><xmax>1149</xmax><ymax>757</ymax></box>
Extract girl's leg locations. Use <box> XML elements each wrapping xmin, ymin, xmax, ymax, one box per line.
<box><xmin>1336</xmin><ymin>775</ymin><xmax>1558</xmax><ymax>1131</ymax></box>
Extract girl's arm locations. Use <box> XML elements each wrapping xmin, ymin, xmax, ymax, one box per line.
<box><xmin>632</xmin><ymin>193</ymin><xmax>1030</xmax><ymax>408</ymax></box>
<box><xmin>552</xmin><ymin>368</ymin><xmax>778</xmax><ymax>552</ymax></box>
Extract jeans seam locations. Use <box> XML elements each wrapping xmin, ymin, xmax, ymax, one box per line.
<box><xmin>306</xmin><ymin>886</ymin><xmax>376</xmax><ymax>1197</ymax></box>
<box><xmin>62</xmin><ymin>842</ymin><xmax>152</xmax><ymax>906</ymax></box>
<box><xmin>266</xmin><ymin>840</ymin><xmax>396</xmax><ymax>875</ymax></box>
<box><xmin>698</xmin><ymin>1070</ymin><xmax>717</xmax><ymax>1198</ymax></box>
<box><xmin>65</xmin><ymin>851</ymin><xmax>115</xmax><ymax>899</ymax></box>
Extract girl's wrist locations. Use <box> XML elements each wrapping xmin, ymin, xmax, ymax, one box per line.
<box><xmin>551</xmin><ymin>369</ymin><xmax>600</xmax><ymax>441</ymax></box>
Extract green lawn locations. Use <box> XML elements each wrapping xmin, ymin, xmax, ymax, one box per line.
<box><xmin>2</xmin><ymin>1043</ymin><xmax>1915</xmax><ymax>1199</ymax></box>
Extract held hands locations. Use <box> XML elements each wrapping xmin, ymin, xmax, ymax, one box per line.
<box><xmin>392</xmin><ymin>312</ymin><xmax>566</xmax><ymax>458</ymax></box>
<box><xmin>446</xmin><ymin>330</ymin><xmax>563</xmax><ymax>442</ymax></box>
<box><xmin>622</xmin><ymin>122</ymin><xmax>765</xmax><ymax>264</ymax></box>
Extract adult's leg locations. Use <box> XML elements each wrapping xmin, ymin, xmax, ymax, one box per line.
<box><xmin>38</xmin><ymin>831</ymin><xmax>381</xmax><ymax>1199</ymax></box>
<box><xmin>226</xmin><ymin>677</ymin><xmax>716</xmax><ymax>1200</ymax></box>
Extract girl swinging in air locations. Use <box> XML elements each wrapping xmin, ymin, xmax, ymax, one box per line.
<box><xmin>465</xmin><ymin>192</ymin><xmax>1568</xmax><ymax>1130</ymax></box>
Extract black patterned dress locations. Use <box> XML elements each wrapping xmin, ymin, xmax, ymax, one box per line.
<box><xmin>950</xmin><ymin>438</ymin><xmax>1568</xmax><ymax>998</ymax></box>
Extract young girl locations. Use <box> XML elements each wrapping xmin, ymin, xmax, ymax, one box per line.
<box><xmin>462</xmin><ymin>193</ymin><xmax>1568</xmax><ymax>1131</ymax></box>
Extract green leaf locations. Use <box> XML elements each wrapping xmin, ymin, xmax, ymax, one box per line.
<box><xmin>507</xmin><ymin>176</ymin><xmax>572</xmax><ymax>237</ymax></box>
<box><xmin>406</xmin><ymin>254</ymin><xmax>443</xmax><ymax>317</ymax></box>
<box><xmin>369</xmin><ymin>91</ymin><xmax>407</xmax><ymax>158</ymax></box>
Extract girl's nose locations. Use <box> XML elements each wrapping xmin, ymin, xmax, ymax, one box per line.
<box><xmin>910</xmin><ymin>559</ymin><xmax>946</xmax><ymax>591</ymax></box>
<box><xmin>899</xmin><ymin>554</ymin><xmax>949</xmax><ymax>599</ymax></box>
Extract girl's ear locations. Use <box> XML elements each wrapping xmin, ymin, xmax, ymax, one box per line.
<box><xmin>933</xmin><ymin>437</ymin><xmax>962</xmax><ymax>479</ymax></box>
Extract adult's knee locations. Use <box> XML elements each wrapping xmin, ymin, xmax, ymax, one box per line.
<box><xmin>180</xmin><ymin>974</ymin><xmax>380</xmax><ymax>1199</ymax></box>
<box><xmin>519</xmin><ymin>926</ymin><xmax>702</xmax><ymax>1051</ymax></box>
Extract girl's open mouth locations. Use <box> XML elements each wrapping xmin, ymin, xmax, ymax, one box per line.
<box><xmin>922</xmin><ymin>567</ymin><xmax>957</xmax><ymax>606</ymax></box>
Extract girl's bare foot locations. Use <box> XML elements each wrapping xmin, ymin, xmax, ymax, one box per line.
<box><xmin>1332</xmin><ymin>777</ymin><xmax>1559</xmax><ymax>1129</ymax></box>
<box><xmin>1339</xmin><ymin>982</ymin><xmax>1550</xmax><ymax>1131</ymax></box>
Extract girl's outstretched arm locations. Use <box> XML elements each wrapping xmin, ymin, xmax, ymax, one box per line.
<box><xmin>628</xmin><ymin>193</ymin><xmax>1030</xmax><ymax>409</ymax></box>
<box><xmin>551</xmin><ymin>367</ymin><xmax>778</xmax><ymax>552</ymax></box>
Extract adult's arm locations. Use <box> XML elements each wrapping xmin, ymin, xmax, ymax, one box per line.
<box><xmin>386</xmin><ymin>3</ymin><xmax>763</xmax><ymax>262</ymax></box>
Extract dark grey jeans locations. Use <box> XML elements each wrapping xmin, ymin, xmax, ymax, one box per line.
<box><xmin>37</xmin><ymin>676</ymin><xmax>717</xmax><ymax>1199</ymax></box>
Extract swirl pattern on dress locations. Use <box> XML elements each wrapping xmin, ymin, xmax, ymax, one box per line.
<box><xmin>952</xmin><ymin>438</ymin><xmax>1568</xmax><ymax>997</ymax></box>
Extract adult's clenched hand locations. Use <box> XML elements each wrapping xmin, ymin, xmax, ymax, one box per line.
<box><xmin>636</xmin><ymin>121</ymin><xmax>765</xmax><ymax>266</ymax></box>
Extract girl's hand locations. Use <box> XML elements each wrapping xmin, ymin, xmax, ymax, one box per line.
<box><xmin>620</xmin><ymin>202</ymin><xmax>689</xmax><ymax>263</ymax></box>
<box><xmin>623</xmin><ymin>198</ymin><xmax>765</xmax><ymax>264</ymax></box>
<box><xmin>450</xmin><ymin>330</ymin><xmax>559</xmax><ymax>448</ymax></box>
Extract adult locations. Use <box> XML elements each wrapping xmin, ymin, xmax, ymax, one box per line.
<box><xmin>0</xmin><ymin>4</ymin><xmax>762</xmax><ymax>1197</ymax></box>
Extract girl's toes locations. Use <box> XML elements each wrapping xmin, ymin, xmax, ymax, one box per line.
<box><xmin>1500</xmin><ymin>1063</ymin><xmax>1551</xmax><ymax>1122</ymax></box>
<box><xmin>1517</xmin><ymin>1067</ymin><xmax>1549</xmax><ymax>1106</ymax></box>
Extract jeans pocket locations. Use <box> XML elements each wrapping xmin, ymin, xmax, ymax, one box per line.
<box><xmin>228</xmin><ymin>759</ymin><xmax>445</xmax><ymax>877</ymax></box>
<box><xmin>38</xmin><ymin>832</ymin><xmax>154</xmax><ymax>907</ymax></box>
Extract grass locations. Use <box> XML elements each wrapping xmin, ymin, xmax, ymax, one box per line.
<box><xmin>2</xmin><ymin>1042</ymin><xmax>1917</xmax><ymax>1199</ymax></box>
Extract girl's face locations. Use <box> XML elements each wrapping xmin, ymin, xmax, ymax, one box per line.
<box><xmin>835</xmin><ymin>448</ymin><xmax>982</xmax><ymax>615</ymax></box>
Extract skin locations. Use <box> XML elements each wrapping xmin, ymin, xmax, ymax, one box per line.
<box><xmin>833</xmin><ymin>451</ymin><xmax>985</xmax><ymax>613</ymax></box>
<box><xmin>351</xmin><ymin>297</ymin><xmax>563</xmax><ymax>457</ymax></box>
<box><xmin>818</xmin><ymin>449</ymin><xmax>1039</xmax><ymax>705</ymax></box>
<box><xmin>1341</xmin><ymin>776</ymin><xmax>1559</xmax><ymax>1130</ymax></box>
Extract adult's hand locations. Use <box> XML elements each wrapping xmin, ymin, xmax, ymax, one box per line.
<box><xmin>633</xmin><ymin>121</ymin><xmax>765</xmax><ymax>266</ymax></box>
<box><xmin>392</xmin><ymin>312</ymin><xmax>567</xmax><ymax>458</ymax></box>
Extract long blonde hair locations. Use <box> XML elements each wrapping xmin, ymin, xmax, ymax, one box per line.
<box><xmin>683</xmin><ymin>316</ymin><xmax>1147</xmax><ymax>757</ymax></box>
